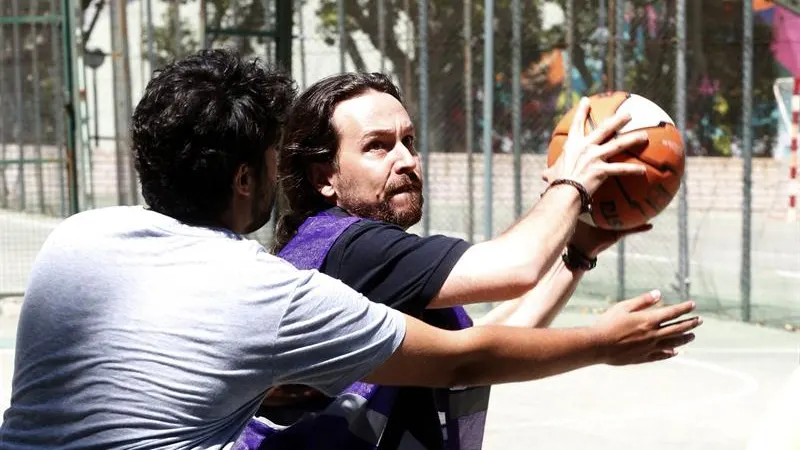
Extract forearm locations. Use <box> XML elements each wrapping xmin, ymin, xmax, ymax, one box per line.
<box><xmin>364</xmin><ymin>317</ymin><xmax>604</xmax><ymax>388</ymax></box>
<box><xmin>430</xmin><ymin>185</ymin><xmax>582</xmax><ymax>308</ymax></box>
<box><xmin>501</xmin><ymin>258</ymin><xmax>584</xmax><ymax>328</ymax></box>
<box><xmin>490</xmin><ymin>184</ymin><xmax>581</xmax><ymax>284</ymax></box>
<box><xmin>452</xmin><ymin>325</ymin><xmax>602</xmax><ymax>386</ymax></box>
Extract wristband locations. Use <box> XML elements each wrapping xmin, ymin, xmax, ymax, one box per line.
<box><xmin>562</xmin><ymin>244</ymin><xmax>597</xmax><ymax>271</ymax></box>
<box><xmin>543</xmin><ymin>179</ymin><xmax>592</xmax><ymax>215</ymax></box>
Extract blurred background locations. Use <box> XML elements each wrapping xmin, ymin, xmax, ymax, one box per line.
<box><xmin>1</xmin><ymin>0</ymin><xmax>799</xmax><ymax>329</ymax></box>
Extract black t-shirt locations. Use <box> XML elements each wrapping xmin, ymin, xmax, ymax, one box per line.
<box><xmin>322</xmin><ymin>208</ymin><xmax>471</xmax><ymax>319</ymax></box>
<box><xmin>321</xmin><ymin>208</ymin><xmax>471</xmax><ymax>449</ymax></box>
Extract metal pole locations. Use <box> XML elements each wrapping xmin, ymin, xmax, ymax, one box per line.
<box><xmin>464</xmin><ymin>0</ymin><xmax>474</xmax><ymax>243</ymax></box>
<box><xmin>676</xmin><ymin>0</ymin><xmax>690</xmax><ymax>303</ymax></box>
<box><xmin>511</xmin><ymin>0</ymin><xmax>522</xmax><ymax>219</ymax></box>
<box><xmin>93</xmin><ymin>70</ymin><xmax>100</xmax><ymax>148</ymax></box>
<box><xmin>199</xmin><ymin>0</ymin><xmax>207</xmax><ymax>49</ymax></box>
<box><xmin>0</xmin><ymin>14</ymin><xmax>6</xmax><ymax>210</ymax></box>
<box><xmin>337</xmin><ymin>0</ymin><xmax>346</xmax><ymax>73</ymax></box>
<box><xmin>482</xmin><ymin>0</ymin><xmax>494</xmax><ymax>241</ymax></box>
<box><xmin>172</xmin><ymin>0</ymin><xmax>181</xmax><ymax>59</ymax></box>
<box><xmin>297</xmin><ymin>0</ymin><xmax>307</xmax><ymax>89</ymax></box>
<box><xmin>30</xmin><ymin>1</ymin><xmax>46</xmax><ymax>213</ymax></box>
<box><xmin>564</xmin><ymin>0</ymin><xmax>573</xmax><ymax>109</ymax></box>
<box><xmin>614</xmin><ymin>0</ymin><xmax>625</xmax><ymax>301</ymax></box>
<box><xmin>378</xmin><ymin>0</ymin><xmax>386</xmax><ymax>73</ymax></box>
<box><xmin>146</xmin><ymin>0</ymin><xmax>155</xmax><ymax>69</ymax></box>
<box><xmin>50</xmin><ymin>0</ymin><xmax>66</xmax><ymax>216</ymax></box>
<box><xmin>13</xmin><ymin>0</ymin><xmax>26</xmax><ymax>211</ymax></box>
<box><xmin>418</xmin><ymin>0</ymin><xmax>430</xmax><ymax>236</ymax></box>
<box><xmin>741</xmin><ymin>0</ymin><xmax>753</xmax><ymax>322</ymax></box>
<box><xmin>64</xmin><ymin>0</ymin><xmax>81</xmax><ymax>215</ymax></box>
<box><xmin>109</xmin><ymin>0</ymin><xmax>137</xmax><ymax>205</ymax></box>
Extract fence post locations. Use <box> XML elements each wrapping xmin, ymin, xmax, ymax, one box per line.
<box><xmin>613</xmin><ymin>0</ymin><xmax>626</xmax><ymax>301</ymax></box>
<box><xmin>741</xmin><ymin>0</ymin><xmax>754</xmax><ymax>322</ymax></box>
<box><xmin>418</xmin><ymin>0</ymin><xmax>430</xmax><ymax>237</ymax></box>
<box><xmin>676</xmin><ymin>0</ymin><xmax>690</xmax><ymax>303</ymax></box>
<box><xmin>512</xmin><ymin>0</ymin><xmax>522</xmax><ymax>219</ymax></box>
<box><xmin>464</xmin><ymin>0</ymin><xmax>475</xmax><ymax>243</ymax></box>
<box><xmin>482</xmin><ymin>0</ymin><xmax>494</xmax><ymax>241</ymax></box>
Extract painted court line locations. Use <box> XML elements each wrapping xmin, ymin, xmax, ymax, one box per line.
<box><xmin>776</xmin><ymin>270</ymin><xmax>800</xmax><ymax>280</ymax></box>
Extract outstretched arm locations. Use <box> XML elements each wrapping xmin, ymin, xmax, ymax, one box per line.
<box><xmin>365</xmin><ymin>290</ymin><xmax>701</xmax><ymax>388</ymax></box>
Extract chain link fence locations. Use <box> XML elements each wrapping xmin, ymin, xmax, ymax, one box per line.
<box><xmin>1</xmin><ymin>0</ymin><xmax>798</xmax><ymax>329</ymax></box>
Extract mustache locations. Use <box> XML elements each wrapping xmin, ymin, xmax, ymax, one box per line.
<box><xmin>386</xmin><ymin>175</ymin><xmax>423</xmax><ymax>195</ymax></box>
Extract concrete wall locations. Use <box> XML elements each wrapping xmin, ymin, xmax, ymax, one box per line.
<box><xmin>1</xmin><ymin>148</ymin><xmax>792</xmax><ymax>216</ymax></box>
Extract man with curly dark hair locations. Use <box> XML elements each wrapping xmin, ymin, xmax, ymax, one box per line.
<box><xmin>0</xmin><ymin>49</ymin><xmax>409</xmax><ymax>449</ymax></box>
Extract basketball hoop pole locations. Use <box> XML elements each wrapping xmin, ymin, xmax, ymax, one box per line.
<box><xmin>789</xmin><ymin>78</ymin><xmax>799</xmax><ymax>222</ymax></box>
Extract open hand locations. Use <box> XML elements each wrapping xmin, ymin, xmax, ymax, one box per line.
<box><xmin>591</xmin><ymin>290</ymin><xmax>701</xmax><ymax>366</ymax></box>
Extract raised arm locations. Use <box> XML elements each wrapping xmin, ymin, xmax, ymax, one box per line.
<box><xmin>428</xmin><ymin>98</ymin><xmax>650</xmax><ymax>308</ymax></box>
<box><xmin>476</xmin><ymin>222</ymin><xmax>654</xmax><ymax>328</ymax></box>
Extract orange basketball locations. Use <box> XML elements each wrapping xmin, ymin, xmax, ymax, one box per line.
<box><xmin>547</xmin><ymin>92</ymin><xmax>686</xmax><ymax>230</ymax></box>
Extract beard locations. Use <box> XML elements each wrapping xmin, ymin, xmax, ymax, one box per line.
<box><xmin>337</xmin><ymin>174</ymin><xmax>424</xmax><ymax>229</ymax></box>
<box><xmin>243</xmin><ymin>179</ymin><xmax>276</xmax><ymax>234</ymax></box>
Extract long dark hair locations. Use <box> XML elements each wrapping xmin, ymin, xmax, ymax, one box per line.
<box><xmin>273</xmin><ymin>72</ymin><xmax>403</xmax><ymax>252</ymax></box>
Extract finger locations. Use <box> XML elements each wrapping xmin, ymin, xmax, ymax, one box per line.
<box><xmin>594</xmin><ymin>131</ymin><xmax>650</xmax><ymax>160</ymax></box>
<box><xmin>619</xmin><ymin>289</ymin><xmax>662</xmax><ymax>312</ymax></box>
<box><xmin>601</xmin><ymin>162</ymin><xmax>648</xmax><ymax>177</ymax></box>
<box><xmin>656</xmin><ymin>316</ymin><xmax>702</xmax><ymax>338</ymax></box>
<box><xmin>646</xmin><ymin>350</ymin><xmax>678</xmax><ymax>363</ymax></box>
<box><xmin>657</xmin><ymin>332</ymin><xmax>696</xmax><ymax>350</ymax></box>
<box><xmin>585</xmin><ymin>110</ymin><xmax>633</xmax><ymax>145</ymax></box>
<box><xmin>620</xmin><ymin>223</ymin><xmax>653</xmax><ymax>237</ymax></box>
<box><xmin>569</xmin><ymin>97</ymin><xmax>592</xmax><ymax>137</ymax></box>
<box><xmin>650</xmin><ymin>300</ymin><xmax>697</xmax><ymax>324</ymax></box>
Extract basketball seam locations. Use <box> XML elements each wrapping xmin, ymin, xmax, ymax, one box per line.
<box><xmin>612</xmin><ymin>177</ymin><xmax>648</xmax><ymax>218</ymax></box>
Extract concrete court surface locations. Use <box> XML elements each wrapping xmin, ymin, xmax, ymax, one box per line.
<box><xmin>478</xmin><ymin>308</ymin><xmax>800</xmax><ymax>450</ymax></box>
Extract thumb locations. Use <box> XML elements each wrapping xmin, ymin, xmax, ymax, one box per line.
<box><xmin>620</xmin><ymin>223</ymin><xmax>654</xmax><ymax>237</ymax></box>
<box><xmin>619</xmin><ymin>289</ymin><xmax>661</xmax><ymax>312</ymax></box>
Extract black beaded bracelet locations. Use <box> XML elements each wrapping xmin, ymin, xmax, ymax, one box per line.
<box><xmin>542</xmin><ymin>179</ymin><xmax>593</xmax><ymax>215</ymax></box>
<box><xmin>562</xmin><ymin>244</ymin><xmax>598</xmax><ymax>271</ymax></box>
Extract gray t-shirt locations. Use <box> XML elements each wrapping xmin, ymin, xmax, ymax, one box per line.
<box><xmin>0</xmin><ymin>206</ymin><xmax>406</xmax><ymax>449</ymax></box>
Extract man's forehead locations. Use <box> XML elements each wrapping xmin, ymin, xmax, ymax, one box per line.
<box><xmin>332</xmin><ymin>92</ymin><xmax>412</xmax><ymax>135</ymax></box>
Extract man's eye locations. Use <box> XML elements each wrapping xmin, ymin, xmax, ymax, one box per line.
<box><xmin>402</xmin><ymin>136</ymin><xmax>415</xmax><ymax>152</ymax></box>
<box><xmin>368</xmin><ymin>141</ymin><xmax>387</xmax><ymax>151</ymax></box>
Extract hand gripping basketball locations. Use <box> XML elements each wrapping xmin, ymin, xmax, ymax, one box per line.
<box><xmin>543</xmin><ymin>97</ymin><xmax>649</xmax><ymax>196</ymax></box>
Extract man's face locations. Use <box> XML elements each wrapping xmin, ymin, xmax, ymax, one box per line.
<box><xmin>327</xmin><ymin>90</ymin><xmax>423</xmax><ymax>229</ymax></box>
<box><xmin>243</xmin><ymin>146</ymin><xmax>277</xmax><ymax>234</ymax></box>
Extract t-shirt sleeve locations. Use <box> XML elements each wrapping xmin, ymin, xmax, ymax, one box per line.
<box><xmin>270</xmin><ymin>269</ymin><xmax>406</xmax><ymax>396</ymax></box>
<box><xmin>322</xmin><ymin>221</ymin><xmax>471</xmax><ymax>317</ymax></box>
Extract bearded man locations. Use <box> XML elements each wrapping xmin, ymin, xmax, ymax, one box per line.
<box><xmin>246</xmin><ymin>72</ymin><xmax>688</xmax><ymax>450</ymax></box>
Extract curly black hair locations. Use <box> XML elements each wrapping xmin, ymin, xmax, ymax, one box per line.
<box><xmin>273</xmin><ymin>72</ymin><xmax>403</xmax><ymax>252</ymax></box>
<box><xmin>132</xmin><ymin>48</ymin><xmax>296</xmax><ymax>224</ymax></box>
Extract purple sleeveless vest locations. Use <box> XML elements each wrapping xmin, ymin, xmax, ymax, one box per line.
<box><xmin>234</xmin><ymin>211</ymin><xmax>490</xmax><ymax>450</ymax></box>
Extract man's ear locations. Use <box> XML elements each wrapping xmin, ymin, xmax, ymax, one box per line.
<box><xmin>233</xmin><ymin>164</ymin><xmax>252</xmax><ymax>196</ymax></box>
<box><xmin>308</xmin><ymin>163</ymin><xmax>336</xmax><ymax>201</ymax></box>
